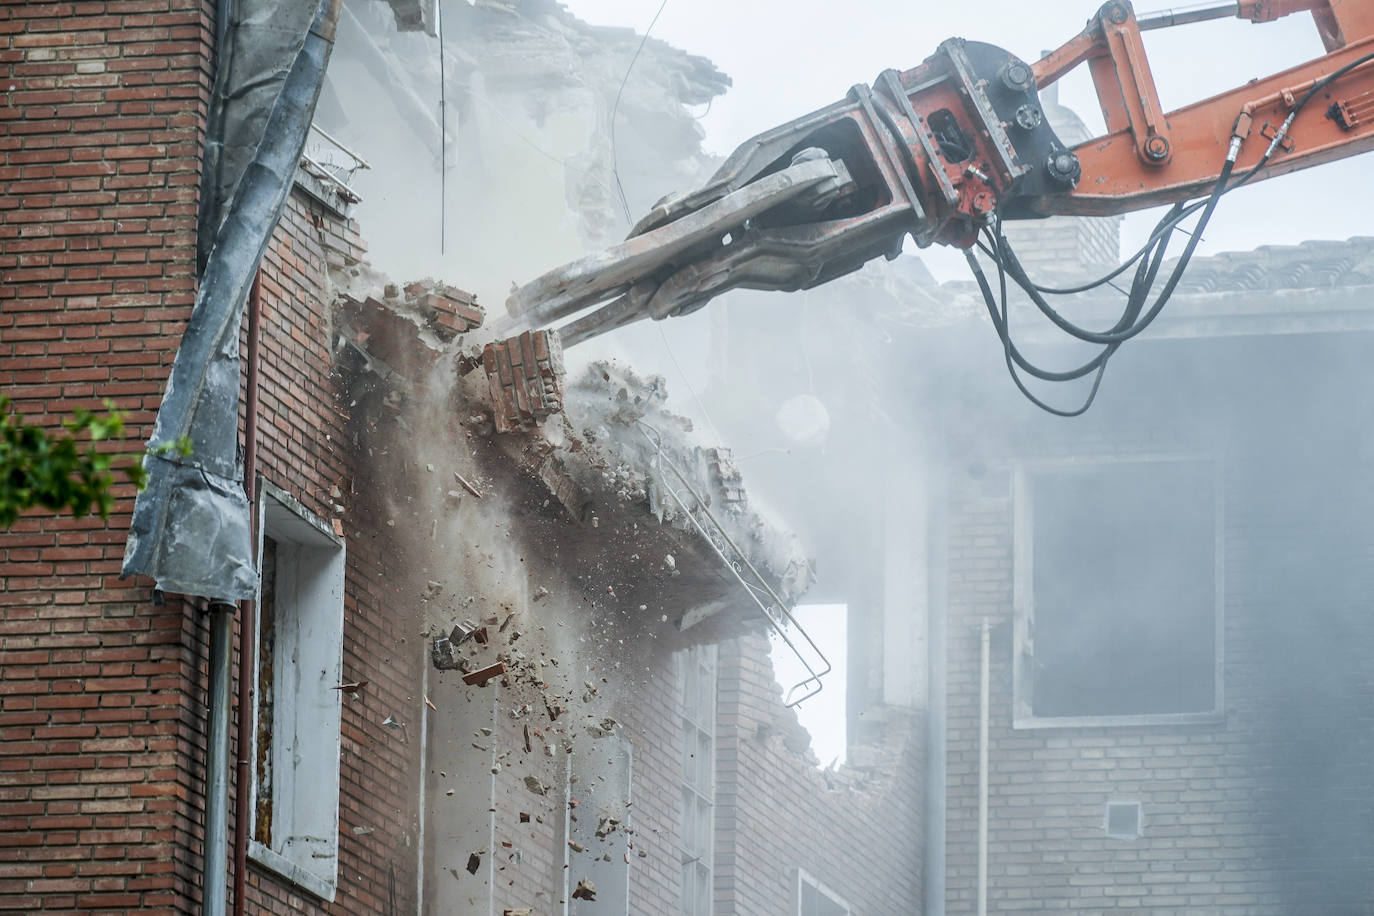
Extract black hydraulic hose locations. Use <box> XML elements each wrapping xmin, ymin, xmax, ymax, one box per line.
<box><xmin>1014</xmin><ymin>197</ymin><xmax>1202</xmax><ymax>295</ymax></box>
<box><xmin>1018</xmin><ymin>48</ymin><xmax>1374</xmax><ymax>299</ymax></box>
<box><xmin>966</xmin><ymin>247</ymin><xmax>1113</xmax><ymax>416</ymax></box>
<box><xmin>972</xmin><ymin>202</ymin><xmax>1177</xmax><ymax>385</ymax></box>
<box><xmin>1003</xmin><ymin>161</ymin><xmax>1231</xmax><ymax>346</ymax></box>
<box><xmin>969</xmin><ymin>47</ymin><xmax>1374</xmax><ymax>415</ymax></box>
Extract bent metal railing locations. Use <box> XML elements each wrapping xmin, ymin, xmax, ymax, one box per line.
<box><xmin>637</xmin><ymin>421</ymin><xmax>830</xmax><ymax>706</ymax></box>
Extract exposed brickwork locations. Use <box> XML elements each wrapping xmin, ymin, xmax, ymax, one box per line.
<box><xmin>242</xmin><ymin>192</ymin><xmax>423</xmax><ymax>916</ymax></box>
<box><xmin>938</xmin><ymin>336</ymin><xmax>1374</xmax><ymax>913</ymax></box>
<box><xmin>419</xmin><ymin>287</ymin><xmax>482</xmax><ymax>341</ymax></box>
<box><xmin>0</xmin><ymin>2</ymin><xmax>213</xmax><ymax>912</ymax></box>
<box><xmin>483</xmin><ymin>330</ymin><xmax>565</xmax><ymax>433</ymax></box>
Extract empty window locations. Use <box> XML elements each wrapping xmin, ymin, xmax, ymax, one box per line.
<box><xmin>797</xmin><ymin>869</ymin><xmax>850</xmax><ymax>916</ymax></box>
<box><xmin>1104</xmin><ymin>800</ymin><xmax>1143</xmax><ymax>840</ymax></box>
<box><xmin>1013</xmin><ymin>458</ymin><xmax>1222</xmax><ymax>727</ymax></box>
<box><xmin>248</xmin><ymin>483</ymin><xmax>346</xmax><ymax>900</ymax></box>
<box><xmin>679</xmin><ymin>644</ymin><xmax>717</xmax><ymax>916</ymax></box>
<box><xmin>567</xmin><ymin>737</ymin><xmax>633</xmax><ymax>915</ymax></box>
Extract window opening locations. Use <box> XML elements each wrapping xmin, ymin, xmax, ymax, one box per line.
<box><xmin>254</xmin><ymin>536</ymin><xmax>277</xmax><ymax>846</ymax></box>
<box><xmin>1014</xmin><ymin>457</ymin><xmax>1222</xmax><ymax>727</ymax></box>
<box><xmin>797</xmin><ymin>868</ymin><xmax>850</xmax><ymax>916</ymax></box>
<box><xmin>248</xmin><ymin>483</ymin><xmax>346</xmax><ymax>900</ymax></box>
<box><xmin>679</xmin><ymin>644</ymin><xmax>717</xmax><ymax>916</ymax></box>
<box><xmin>1105</xmin><ymin>800</ymin><xmax>1143</xmax><ymax>840</ymax></box>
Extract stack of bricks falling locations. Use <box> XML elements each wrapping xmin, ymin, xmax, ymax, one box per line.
<box><xmin>482</xmin><ymin>330</ymin><xmax>565</xmax><ymax>433</ymax></box>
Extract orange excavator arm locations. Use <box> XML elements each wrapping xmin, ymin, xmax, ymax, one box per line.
<box><xmin>1034</xmin><ymin>0</ymin><xmax>1374</xmax><ymax>215</ymax></box>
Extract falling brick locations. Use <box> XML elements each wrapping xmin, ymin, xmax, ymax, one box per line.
<box><xmin>462</xmin><ymin>661</ymin><xmax>507</xmax><ymax>687</ymax></box>
<box><xmin>483</xmin><ymin>330</ymin><xmax>565</xmax><ymax>433</ymax></box>
<box><xmin>423</xmin><ymin>289</ymin><xmax>485</xmax><ymax>341</ymax></box>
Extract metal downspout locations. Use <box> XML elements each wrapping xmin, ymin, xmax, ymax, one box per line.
<box><xmin>923</xmin><ymin>482</ymin><xmax>948</xmax><ymax>915</ymax></box>
<box><xmin>232</xmin><ymin>270</ymin><xmax>263</xmax><ymax>916</ymax></box>
<box><xmin>200</xmin><ymin>6</ymin><xmax>237</xmax><ymax>914</ymax></box>
<box><xmin>977</xmin><ymin>618</ymin><xmax>991</xmax><ymax>916</ymax></box>
<box><xmin>204</xmin><ymin>601</ymin><xmax>236</xmax><ymax>916</ymax></box>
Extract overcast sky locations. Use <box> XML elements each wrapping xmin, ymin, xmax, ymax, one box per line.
<box><xmin>561</xmin><ymin>0</ymin><xmax>1373</xmax><ymax>279</ymax></box>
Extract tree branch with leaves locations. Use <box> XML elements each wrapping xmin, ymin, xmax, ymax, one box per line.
<box><xmin>0</xmin><ymin>396</ymin><xmax>191</xmax><ymax>527</ymax></box>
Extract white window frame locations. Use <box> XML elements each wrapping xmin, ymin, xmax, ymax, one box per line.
<box><xmin>796</xmin><ymin>868</ymin><xmax>851</xmax><ymax>916</ymax></box>
<box><xmin>247</xmin><ymin>481</ymin><xmax>346</xmax><ymax>900</ymax></box>
<box><xmin>1012</xmin><ymin>454</ymin><xmax>1225</xmax><ymax>729</ymax></box>
<box><xmin>678</xmin><ymin>645</ymin><xmax>717</xmax><ymax>916</ymax></box>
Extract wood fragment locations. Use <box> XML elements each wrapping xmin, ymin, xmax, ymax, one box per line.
<box><xmin>454</xmin><ymin>470</ymin><xmax>483</xmax><ymax>498</ymax></box>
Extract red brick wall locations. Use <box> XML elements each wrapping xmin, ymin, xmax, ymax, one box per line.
<box><xmin>239</xmin><ymin>192</ymin><xmax>424</xmax><ymax>916</ymax></box>
<box><xmin>0</xmin><ymin>2</ymin><xmax>212</xmax><ymax>912</ymax></box>
<box><xmin>0</xmin><ymin>2</ymin><xmax>424</xmax><ymax>912</ymax></box>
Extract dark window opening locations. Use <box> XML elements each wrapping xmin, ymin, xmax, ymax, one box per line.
<box><xmin>254</xmin><ymin>536</ymin><xmax>277</xmax><ymax>846</ymax></box>
<box><xmin>1025</xmin><ymin>459</ymin><xmax>1218</xmax><ymax>720</ymax></box>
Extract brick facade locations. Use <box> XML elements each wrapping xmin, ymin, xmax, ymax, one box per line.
<box><xmin>0</xmin><ymin>4</ymin><xmax>424</xmax><ymax>912</ymax></box>
<box><xmin>935</xmin><ymin>333</ymin><xmax>1374</xmax><ymax>913</ymax></box>
<box><xmin>0</xmin><ymin>2</ymin><xmax>213</xmax><ymax>911</ymax></box>
<box><xmin>242</xmin><ymin>193</ymin><xmax>426</xmax><ymax>916</ymax></box>
<box><xmin>715</xmin><ymin>635</ymin><xmax>924</xmax><ymax>915</ymax></box>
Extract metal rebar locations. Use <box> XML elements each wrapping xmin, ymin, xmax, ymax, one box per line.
<box><xmin>637</xmin><ymin>422</ymin><xmax>831</xmax><ymax>705</ymax></box>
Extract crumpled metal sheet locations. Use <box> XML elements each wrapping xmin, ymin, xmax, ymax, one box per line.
<box><xmin>197</xmin><ymin>1</ymin><xmax>323</xmax><ymax>274</ymax></box>
<box><xmin>122</xmin><ymin>0</ymin><xmax>342</xmax><ymax>601</ymax></box>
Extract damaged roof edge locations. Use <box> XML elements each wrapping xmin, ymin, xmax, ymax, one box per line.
<box><xmin>122</xmin><ymin>0</ymin><xmax>344</xmax><ymax>602</ymax></box>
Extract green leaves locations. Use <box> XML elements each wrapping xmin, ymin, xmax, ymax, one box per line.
<box><xmin>0</xmin><ymin>396</ymin><xmax>191</xmax><ymax>527</ymax></box>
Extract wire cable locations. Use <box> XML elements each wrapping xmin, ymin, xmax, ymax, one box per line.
<box><xmin>437</xmin><ymin>0</ymin><xmax>447</xmax><ymax>254</ymax></box>
<box><xmin>610</xmin><ymin>0</ymin><xmax>672</xmax><ymax>224</ymax></box>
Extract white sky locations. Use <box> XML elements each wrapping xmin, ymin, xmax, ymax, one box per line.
<box><xmin>562</xmin><ymin>0</ymin><xmax>1373</xmax><ymax>280</ymax></box>
<box><xmin>770</xmin><ymin>604</ymin><xmax>847</xmax><ymax>767</ymax></box>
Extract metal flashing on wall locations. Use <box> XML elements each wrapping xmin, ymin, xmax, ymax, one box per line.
<box><xmin>122</xmin><ymin>0</ymin><xmax>343</xmax><ymax>601</ymax></box>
